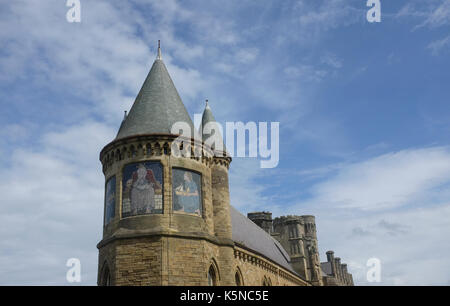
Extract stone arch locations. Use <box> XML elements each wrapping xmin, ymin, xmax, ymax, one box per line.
<box><xmin>146</xmin><ymin>143</ymin><xmax>152</xmax><ymax>156</ymax></box>
<box><xmin>235</xmin><ymin>266</ymin><xmax>244</xmax><ymax>286</ymax></box>
<box><xmin>154</xmin><ymin>142</ymin><xmax>161</xmax><ymax>155</ymax></box>
<box><xmin>207</xmin><ymin>258</ymin><xmax>220</xmax><ymax>286</ymax></box>
<box><xmin>99</xmin><ymin>261</ymin><xmax>111</xmax><ymax>286</ymax></box>
<box><xmin>120</xmin><ymin>147</ymin><xmax>127</xmax><ymax>160</ymax></box>
<box><xmin>129</xmin><ymin>145</ymin><xmax>136</xmax><ymax>158</ymax></box>
<box><xmin>137</xmin><ymin>143</ymin><xmax>144</xmax><ymax>156</ymax></box>
<box><xmin>163</xmin><ymin>142</ymin><xmax>169</xmax><ymax>155</ymax></box>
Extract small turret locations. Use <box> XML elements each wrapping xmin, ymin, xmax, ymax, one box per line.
<box><xmin>201</xmin><ymin>100</ymin><xmax>226</xmax><ymax>155</ymax></box>
<box><xmin>342</xmin><ymin>264</ymin><xmax>349</xmax><ymax>285</ymax></box>
<box><xmin>335</xmin><ymin>257</ymin><xmax>342</xmax><ymax>282</ymax></box>
<box><xmin>247</xmin><ymin>212</ymin><xmax>273</xmax><ymax>234</ymax></box>
<box><xmin>326</xmin><ymin>250</ymin><xmax>336</xmax><ymax>276</ymax></box>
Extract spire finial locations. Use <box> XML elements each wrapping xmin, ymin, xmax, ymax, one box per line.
<box><xmin>157</xmin><ymin>40</ymin><xmax>162</xmax><ymax>60</ymax></box>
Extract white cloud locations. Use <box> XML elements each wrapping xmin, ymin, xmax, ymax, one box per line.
<box><xmin>229</xmin><ymin>146</ymin><xmax>450</xmax><ymax>285</ymax></box>
<box><xmin>418</xmin><ymin>0</ymin><xmax>450</xmax><ymax>28</ymax></box>
<box><xmin>320</xmin><ymin>53</ymin><xmax>343</xmax><ymax>69</ymax></box>
<box><xmin>0</xmin><ymin>0</ymin><xmax>251</xmax><ymax>284</ymax></box>
<box><xmin>0</xmin><ymin>121</ymin><xmax>114</xmax><ymax>285</ymax></box>
<box><xmin>307</xmin><ymin>147</ymin><xmax>450</xmax><ymax>211</ymax></box>
<box><xmin>0</xmin><ymin>0</ymin><xmax>210</xmax><ymax>123</ymax></box>
<box><xmin>313</xmin><ymin>203</ymin><xmax>450</xmax><ymax>285</ymax></box>
<box><xmin>274</xmin><ymin>146</ymin><xmax>450</xmax><ymax>285</ymax></box>
<box><xmin>427</xmin><ymin>35</ymin><xmax>450</xmax><ymax>55</ymax></box>
<box><xmin>284</xmin><ymin>65</ymin><xmax>328</xmax><ymax>82</ymax></box>
<box><xmin>1</xmin><ymin>0</ymin><xmax>448</xmax><ymax>286</ymax></box>
<box><xmin>294</xmin><ymin>0</ymin><xmax>362</xmax><ymax>39</ymax></box>
<box><xmin>229</xmin><ymin>158</ymin><xmax>269</xmax><ymax>214</ymax></box>
<box><xmin>397</xmin><ymin>0</ymin><xmax>450</xmax><ymax>30</ymax></box>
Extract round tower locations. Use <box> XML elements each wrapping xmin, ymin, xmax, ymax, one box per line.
<box><xmin>200</xmin><ymin>100</ymin><xmax>235</xmax><ymax>285</ymax></box>
<box><xmin>97</xmin><ymin>43</ymin><xmax>234</xmax><ymax>286</ymax></box>
<box><xmin>326</xmin><ymin>250</ymin><xmax>336</xmax><ymax>276</ymax></box>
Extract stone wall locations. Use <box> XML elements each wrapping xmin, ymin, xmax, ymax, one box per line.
<box><xmin>233</xmin><ymin>246</ymin><xmax>309</xmax><ymax>286</ymax></box>
<box><xmin>115</xmin><ymin>237</ymin><xmax>163</xmax><ymax>286</ymax></box>
<box><xmin>97</xmin><ymin>134</ymin><xmax>336</xmax><ymax>286</ymax></box>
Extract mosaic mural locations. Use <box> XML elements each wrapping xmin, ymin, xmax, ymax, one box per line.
<box><xmin>172</xmin><ymin>168</ymin><xmax>202</xmax><ymax>216</ymax></box>
<box><xmin>104</xmin><ymin>176</ymin><xmax>116</xmax><ymax>225</ymax></box>
<box><xmin>122</xmin><ymin>162</ymin><xmax>163</xmax><ymax>217</ymax></box>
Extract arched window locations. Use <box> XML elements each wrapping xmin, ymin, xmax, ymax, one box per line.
<box><xmin>235</xmin><ymin>271</ymin><xmax>243</xmax><ymax>286</ymax></box>
<box><xmin>208</xmin><ymin>265</ymin><xmax>217</xmax><ymax>286</ymax></box>
<box><xmin>100</xmin><ymin>264</ymin><xmax>111</xmax><ymax>286</ymax></box>
<box><xmin>146</xmin><ymin>144</ymin><xmax>152</xmax><ymax>156</ymax></box>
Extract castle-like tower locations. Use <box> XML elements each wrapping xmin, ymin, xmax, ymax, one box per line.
<box><xmin>248</xmin><ymin>212</ymin><xmax>354</xmax><ymax>286</ymax></box>
<box><xmin>97</xmin><ymin>44</ymin><xmax>234</xmax><ymax>285</ymax></box>
<box><xmin>272</xmin><ymin>215</ymin><xmax>322</xmax><ymax>286</ymax></box>
<box><xmin>97</xmin><ymin>43</ymin><xmax>352</xmax><ymax>286</ymax></box>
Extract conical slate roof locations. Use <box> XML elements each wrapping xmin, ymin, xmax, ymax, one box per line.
<box><xmin>201</xmin><ymin>100</ymin><xmax>226</xmax><ymax>152</ymax></box>
<box><xmin>116</xmin><ymin>46</ymin><xmax>196</xmax><ymax>140</ymax></box>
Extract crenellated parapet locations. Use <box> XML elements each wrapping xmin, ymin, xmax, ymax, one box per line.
<box><xmin>99</xmin><ymin>134</ymin><xmax>224</xmax><ymax>173</ymax></box>
<box><xmin>247</xmin><ymin>212</ymin><xmax>273</xmax><ymax>234</ymax></box>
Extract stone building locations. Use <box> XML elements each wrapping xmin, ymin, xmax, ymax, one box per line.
<box><xmin>320</xmin><ymin>251</ymin><xmax>354</xmax><ymax>286</ymax></box>
<box><xmin>96</xmin><ymin>44</ymin><xmax>354</xmax><ymax>286</ymax></box>
<box><xmin>247</xmin><ymin>213</ymin><xmax>353</xmax><ymax>286</ymax></box>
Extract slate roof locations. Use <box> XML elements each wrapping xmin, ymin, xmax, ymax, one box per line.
<box><xmin>116</xmin><ymin>47</ymin><xmax>197</xmax><ymax>140</ymax></box>
<box><xmin>201</xmin><ymin>101</ymin><xmax>226</xmax><ymax>152</ymax></box>
<box><xmin>230</xmin><ymin>205</ymin><xmax>297</xmax><ymax>274</ymax></box>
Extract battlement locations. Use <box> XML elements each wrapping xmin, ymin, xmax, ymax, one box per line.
<box><xmin>247</xmin><ymin>211</ymin><xmax>272</xmax><ymax>221</ymax></box>
<box><xmin>247</xmin><ymin>211</ymin><xmax>273</xmax><ymax>234</ymax></box>
<box><xmin>273</xmin><ymin>215</ymin><xmax>316</xmax><ymax>226</ymax></box>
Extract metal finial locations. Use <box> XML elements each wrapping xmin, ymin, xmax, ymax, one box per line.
<box><xmin>157</xmin><ymin>40</ymin><xmax>162</xmax><ymax>60</ymax></box>
<box><xmin>123</xmin><ymin>110</ymin><xmax>127</xmax><ymax>120</ymax></box>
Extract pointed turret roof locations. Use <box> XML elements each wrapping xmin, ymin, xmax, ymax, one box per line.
<box><xmin>201</xmin><ymin>100</ymin><xmax>226</xmax><ymax>153</ymax></box>
<box><xmin>116</xmin><ymin>42</ymin><xmax>196</xmax><ymax>140</ymax></box>
<box><xmin>201</xmin><ymin>100</ymin><xmax>215</xmax><ymax>139</ymax></box>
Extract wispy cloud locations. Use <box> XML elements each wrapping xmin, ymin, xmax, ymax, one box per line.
<box><xmin>278</xmin><ymin>146</ymin><xmax>450</xmax><ymax>285</ymax></box>
<box><xmin>0</xmin><ymin>0</ymin><xmax>449</xmax><ymax>286</ymax></box>
<box><xmin>427</xmin><ymin>35</ymin><xmax>450</xmax><ymax>55</ymax></box>
<box><xmin>397</xmin><ymin>0</ymin><xmax>450</xmax><ymax>30</ymax></box>
<box><xmin>416</xmin><ymin>0</ymin><xmax>450</xmax><ymax>29</ymax></box>
<box><xmin>314</xmin><ymin>203</ymin><xmax>450</xmax><ymax>285</ymax></box>
<box><xmin>307</xmin><ymin>146</ymin><xmax>450</xmax><ymax>211</ymax></box>
<box><xmin>0</xmin><ymin>121</ymin><xmax>115</xmax><ymax>284</ymax></box>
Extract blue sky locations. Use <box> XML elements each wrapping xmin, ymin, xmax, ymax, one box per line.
<box><xmin>0</xmin><ymin>0</ymin><xmax>450</xmax><ymax>285</ymax></box>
